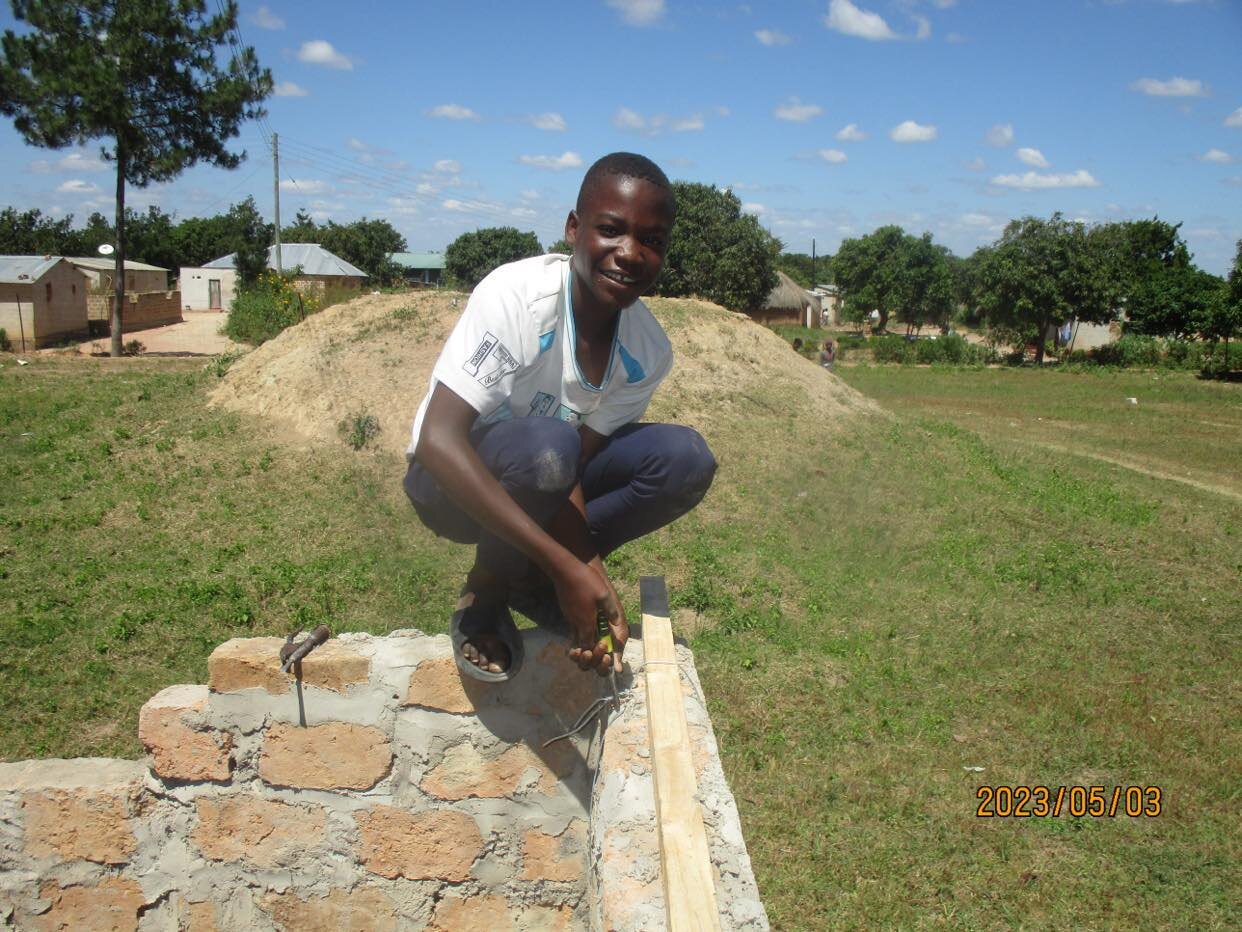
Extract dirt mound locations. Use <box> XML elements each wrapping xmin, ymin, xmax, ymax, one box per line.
<box><xmin>208</xmin><ymin>290</ymin><xmax>876</xmax><ymax>459</ymax></box>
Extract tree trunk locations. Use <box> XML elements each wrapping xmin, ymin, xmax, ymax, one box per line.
<box><xmin>110</xmin><ymin>142</ymin><xmax>125</xmax><ymax>358</ymax></box>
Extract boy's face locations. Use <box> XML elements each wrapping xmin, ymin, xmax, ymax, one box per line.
<box><xmin>565</xmin><ymin>174</ymin><xmax>674</xmax><ymax>316</ymax></box>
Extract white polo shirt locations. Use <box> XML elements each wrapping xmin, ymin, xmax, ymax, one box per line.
<box><xmin>407</xmin><ymin>254</ymin><xmax>672</xmax><ymax>458</ymax></box>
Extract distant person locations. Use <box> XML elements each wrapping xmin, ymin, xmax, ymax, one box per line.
<box><xmin>403</xmin><ymin>152</ymin><xmax>716</xmax><ymax>683</ymax></box>
<box><xmin>818</xmin><ymin>339</ymin><xmax>835</xmax><ymax>370</ymax></box>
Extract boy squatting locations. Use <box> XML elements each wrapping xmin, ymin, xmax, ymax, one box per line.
<box><xmin>403</xmin><ymin>152</ymin><xmax>716</xmax><ymax>682</ymax></box>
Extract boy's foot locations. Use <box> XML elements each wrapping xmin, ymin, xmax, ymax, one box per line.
<box><xmin>451</xmin><ymin>588</ymin><xmax>525</xmax><ymax>682</ymax></box>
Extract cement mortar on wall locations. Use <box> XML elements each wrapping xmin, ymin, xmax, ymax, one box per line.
<box><xmin>0</xmin><ymin>628</ymin><xmax>767</xmax><ymax>930</ymax></box>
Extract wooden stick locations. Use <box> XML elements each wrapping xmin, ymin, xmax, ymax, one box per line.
<box><xmin>640</xmin><ymin>576</ymin><xmax>721</xmax><ymax>932</ymax></box>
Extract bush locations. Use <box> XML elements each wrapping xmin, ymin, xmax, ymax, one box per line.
<box><xmin>872</xmin><ymin>336</ymin><xmax>914</xmax><ymax>364</ymax></box>
<box><xmin>339</xmin><ymin>412</ymin><xmax>380</xmax><ymax>450</ymax></box>
<box><xmin>225</xmin><ymin>271</ymin><xmax>321</xmax><ymax>346</ymax></box>
<box><xmin>123</xmin><ymin>339</ymin><xmax>145</xmax><ymax>356</ymax></box>
<box><xmin>0</xmin><ymin>328</ymin><xmax>10</xmax><ymax>352</ymax></box>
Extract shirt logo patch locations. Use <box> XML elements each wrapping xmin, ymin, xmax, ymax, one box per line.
<box><xmin>529</xmin><ymin>392</ymin><xmax>557</xmax><ymax>417</ymax></box>
<box><xmin>464</xmin><ymin>332</ymin><xmax>499</xmax><ymax>376</ymax></box>
<box><xmin>474</xmin><ymin>340</ymin><xmax>520</xmax><ymax>388</ymax></box>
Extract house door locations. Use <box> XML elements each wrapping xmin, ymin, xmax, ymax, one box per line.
<box><xmin>208</xmin><ymin>279</ymin><xmax>221</xmax><ymax>310</ymax></box>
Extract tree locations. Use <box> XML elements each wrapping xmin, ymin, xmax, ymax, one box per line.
<box><xmin>656</xmin><ymin>182</ymin><xmax>778</xmax><ymax>313</ymax></box>
<box><xmin>0</xmin><ymin>0</ymin><xmax>271</xmax><ymax>355</ymax></box>
<box><xmin>318</xmin><ymin>217</ymin><xmax>406</xmax><ymax>285</ymax></box>
<box><xmin>546</xmin><ymin>238</ymin><xmax>572</xmax><ymax>255</ymax></box>
<box><xmin>774</xmin><ymin>252</ymin><xmax>828</xmax><ymax>290</ymax></box>
<box><xmin>1099</xmin><ymin>218</ymin><xmax>1201</xmax><ymax>338</ymax></box>
<box><xmin>1202</xmin><ymin>239</ymin><xmax>1242</xmax><ymax>371</ymax></box>
<box><xmin>230</xmin><ymin>197</ymin><xmax>270</xmax><ymax>286</ymax></box>
<box><xmin>0</xmin><ymin>206</ymin><xmax>74</xmax><ymax>254</ymax></box>
<box><xmin>445</xmin><ymin>227</ymin><xmax>542</xmax><ymax>289</ymax></box>
<box><xmin>973</xmin><ymin>214</ymin><xmax>1117</xmax><ymax>364</ymax></box>
<box><xmin>832</xmin><ymin>226</ymin><xmax>954</xmax><ymax>333</ymax></box>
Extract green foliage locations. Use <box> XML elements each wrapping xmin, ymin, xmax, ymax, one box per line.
<box><xmin>656</xmin><ymin>182</ymin><xmax>779</xmax><ymax>312</ymax></box>
<box><xmin>0</xmin><ymin>0</ymin><xmax>271</xmax><ymax>355</ymax></box>
<box><xmin>833</xmin><ymin>226</ymin><xmax>955</xmax><ymax>333</ymax></box>
<box><xmin>231</xmin><ymin>197</ymin><xmax>270</xmax><ymax>287</ymax></box>
<box><xmin>774</xmin><ymin>252</ymin><xmax>826</xmax><ymax>289</ymax></box>
<box><xmin>546</xmin><ymin>237</ymin><xmax>572</xmax><ymax>255</ymax></box>
<box><xmin>872</xmin><ymin>334</ymin><xmax>994</xmax><ymax>366</ymax></box>
<box><xmin>338</xmin><ymin>412</ymin><xmax>380</xmax><ymax>451</ymax></box>
<box><xmin>973</xmin><ymin>214</ymin><xmax>1118</xmax><ymax>364</ymax></box>
<box><xmin>121</xmin><ymin>339</ymin><xmax>144</xmax><ymax>357</ymax></box>
<box><xmin>224</xmin><ymin>270</ymin><xmax>320</xmax><ymax>346</ymax></box>
<box><xmin>0</xmin><ymin>328</ymin><xmax>9</xmax><ymax>352</ymax></box>
<box><xmin>444</xmin><ymin>227</ymin><xmax>542</xmax><ymax>289</ymax></box>
<box><xmin>285</xmin><ymin>213</ymin><xmax>406</xmax><ymax>284</ymax></box>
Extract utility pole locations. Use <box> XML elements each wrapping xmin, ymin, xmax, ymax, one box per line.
<box><xmin>272</xmin><ymin>132</ymin><xmax>282</xmax><ymax>274</ymax></box>
<box><xmin>811</xmin><ymin>238</ymin><xmax>816</xmax><ymax>288</ymax></box>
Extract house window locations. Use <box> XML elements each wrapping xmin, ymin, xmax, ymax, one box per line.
<box><xmin>45</xmin><ymin>283</ymin><xmax>52</xmax><ymax>303</ymax></box>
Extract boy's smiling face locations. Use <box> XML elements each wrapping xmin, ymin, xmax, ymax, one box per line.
<box><xmin>565</xmin><ymin>173</ymin><xmax>674</xmax><ymax>318</ymax></box>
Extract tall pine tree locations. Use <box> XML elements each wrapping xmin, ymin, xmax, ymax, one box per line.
<box><xmin>0</xmin><ymin>0</ymin><xmax>271</xmax><ymax>355</ymax></box>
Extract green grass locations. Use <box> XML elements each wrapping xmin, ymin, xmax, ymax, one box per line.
<box><xmin>1</xmin><ymin>356</ymin><xmax>1238</xmax><ymax>929</ymax></box>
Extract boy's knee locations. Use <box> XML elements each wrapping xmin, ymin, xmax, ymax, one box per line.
<box><xmin>660</xmin><ymin>426</ymin><xmax>717</xmax><ymax>507</ymax></box>
<box><xmin>513</xmin><ymin>418</ymin><xmax>581</xmax><ymax>493</ymax></box>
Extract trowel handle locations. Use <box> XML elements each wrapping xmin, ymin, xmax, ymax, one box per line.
<box><xmin>280</xmin><ymin>625</ymin><xmax>331</xmax><ymax>670</ymax></box>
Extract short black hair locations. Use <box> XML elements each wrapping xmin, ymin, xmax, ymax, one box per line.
<box><xmin>576</xmin><ymin>152</ymin><xmax>674</xmax><ymax>214</ymax></box>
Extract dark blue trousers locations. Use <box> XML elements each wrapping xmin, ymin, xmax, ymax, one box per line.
<box><xmin>403</xmin><ymin>418</ymin><xmax>716</xmax><ymax>582</ymax></box>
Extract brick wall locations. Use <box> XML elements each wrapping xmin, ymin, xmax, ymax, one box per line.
<box><xmin>0</xmin><ymin>629</ymin><xmax>767</xmax><ymax>931</ymax></box>
<box><xmin>87</xmin><ymin>291</ymin><xmax>183</xmax><ymax>330</ymax></box>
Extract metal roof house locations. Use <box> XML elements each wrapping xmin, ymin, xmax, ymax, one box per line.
<box><xmin>180</xmin><ymin>244</ymin><xmax>367</xmax><ymax>311</ymax></box>
<box><xmin>0</xmin><ymin>256</ymin><xmax>90</xmax><ymax>351</ymax></box>
<box><xmin>389</xmin><ymin>251</ymin><xmax>445</xmax><ymax>286</ymax></box>
<box><xmin>68</xmin><ymin>256</ymin><xmax>170</xmax><ymax>294</ymax></box>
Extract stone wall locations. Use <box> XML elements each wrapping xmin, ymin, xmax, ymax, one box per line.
<box><xmin>0</xmin><ymin>629</ymin><xmax>767</xmax><ymax>930</ymax></box>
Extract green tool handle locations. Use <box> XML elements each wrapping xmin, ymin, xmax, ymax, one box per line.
<box><xmin>596</xmin><ymin>608</ymin><xmax>615</xmax><ymax>653</ymax></box>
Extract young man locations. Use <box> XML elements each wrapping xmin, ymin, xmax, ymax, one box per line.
<box><xmin>404</xmin><ymin>152</ymin><xmax>716</xmax><ymax>682</ymax></box>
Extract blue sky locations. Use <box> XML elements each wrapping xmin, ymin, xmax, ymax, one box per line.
<box><xmin>2</xmin><ymin>0</ymin><xmax>1240</xmax><ymax>274</ymax></box>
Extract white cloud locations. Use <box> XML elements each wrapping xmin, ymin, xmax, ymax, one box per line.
<box><xmin>774</xmin><ymin>97</ymin><xmax>823</xmax><ymax>122</ymax></box>
<box><xmin>1225</xmin><ymin>107</ymin><xmax>1242</xmax><ymax>128</ymax></box>
<box><xmin>607</xmin><ymin>0</ymin><xmax>665</xmax><ymax>26</ymax></box>
<box><xmin>434</xmin><ymin>159</ymin><xmax>462</xmax><ymax>173</ymax></box>
<box><xmin>1199</xmin><ymin>148</ymin><xmax>1233</xmax><ymax>163</ymax></box>
<box><xmin>428</xmin><ymin>103</ymin><xmax>480</xmax><ymax>121</ymax></box>
<box><xmin>1223</xmin><ymin>176</ymin><xmax>1242</xmax><ymax>188</ymax></box>
<box><xmin>946</xmin><ymin>32</ymin><xmax>967</xmax><ymax>43</ymax></box>
<box><xmin>280</xmin><ymin>179</ymin><xmax>331</xmax><ymax>194</ymax></box>
<box><xmin>612</xmin><ymin>108</ymin><xmax>706</xmax><ymax>135</ymax></box>
<box><xmin>824</xmin><ymin>0</ymin><xmax>898</xmax><ymax>40</ymax></box>
<box><xmin>933</xmin><ymin>0</ymin><xmax>957</xmax><ymax>7</ymax></box>
<box><xmin>442</xmin><ymin>198</ymin><xmax>502</xmax><ymax>214</ymax></box>
<box><xmin>519</xmin><ymin>151</ymin><xmax>584</xmax><ymax>171</ymax></box>
<box><xmin>56</xmin><ymin>179</ymin><xmax>100</xmax><ymax>194</ymax></box>
<box><xmin>755</xmin><ymin>28</ymin><xmax>791</xmax><ymax>46</ymax></box>
<box><xmin>742</xmin><ymin>203</ymin><xmax>766</xmax><ymax>216</ymax></box>
<box><xmin>1016</xmin><ymin>147</ymin><xmax>1049</xmax><ymax>168</ymax></box>
<box><xmin>250</xmin><ymin>5</ymin><xmax>284</xmax><ymax>29</ymax></box>
<box><xmin>890</xmin><ymin>120</ymin><xmax>937</xmax><ymax>142</ymax></box>
<box><xmin>985</xmin><ymin>123</ymin><xmax>1014</xmax><ymax>147</ymax></box>
<box><xmin>519</xmin><ymin>189</ymin><xmax>540</xmax><ymax>202</ymax></box>
<box><xmin>1131</xmin><ymin>76</ymin><xmax>1208</xmax><ymax>97</ymax></box>
<box><xmin>32</xmin><ymin>151</ymin><xmax>108</xmax><ymax>173</ymax></box>
<box><xmin>297</xmin><ymin>40</ymin><xmax>353</xmax><ymax>70</ymax></box>
<box><xmin>416</xmin><ymin>182</ymin><xmax>437</xmax><ymax>196</ymax></box>
<box><xmin>991</xmin><ymin>169</ymin><xmax>1100</xmax><ymax>190</ymax></box>
<box><xmin>835</xmin><ymin>123</ymin><xmax>867</xmax><ymax>141</ymax></box>
<box><xmin>914</xmin><ymin>16</ymin><xmax>931</xmax><ymax>40</ymax></box>
<box><xmin>964</xmin><ymin>157</ymin><xmax>986</xmax><ymax>171</ymax></box>
<box><xmin>274</xmin><ymin>81</ymin><xmax>308</xmax><ymax>98</ymax></box>
<box><xmin>961</xmin><ymin>212</ymin><xmax>996</xmax><ymax>227</ymax></box>
<box><xmin>817</xmin><ymin>149</ymin><xmax>848</xmax><ymax>164</ymax></box>
<box><xmin>347</xmin><ymin>138</ymin><xmax>369</xmax><ymax>152</ymax></box>
<box><xmin>526</xmin><ymin>112</ymin><xmax>567</xmax><ymax>131</ymax></box>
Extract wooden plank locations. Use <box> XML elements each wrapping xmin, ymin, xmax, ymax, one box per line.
<box><xmin>640</xmin><ymin>576</ymin><xmax>722</xmax><ymax>932</ymax></box>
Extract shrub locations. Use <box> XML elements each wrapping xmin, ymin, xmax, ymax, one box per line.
<box><xmin>872</xmin><ymin>335</ymin><xmax>914</xmax><ymax>364</ymax></box>
<box><xmin>0</xmin><ymin>328</ymin><xmax>10</xmax><ymax>352</ymax></box>
<box><xmin>225</xmin><ymin>271</ymin><xmax>321</xmax><ymax>346</ymax></box>
<box><xmin>339</xmin><ymin>412</ymin><xmax>380</xmax><ymax>450</ymax></box>
<box><xmin>123</xmin><ymin>339</ymin><xmax>145</xmax><ymax>356</ymax></box>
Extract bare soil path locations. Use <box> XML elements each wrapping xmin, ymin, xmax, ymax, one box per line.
<box><xmin>70</xmin><ymin>311</ymin><xmax>243</xmax><ymax>357</ymax></box>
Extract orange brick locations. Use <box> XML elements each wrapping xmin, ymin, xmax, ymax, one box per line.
<box><xmin>520</xmin><ymin>820</ymin><xmax>585</xmax><ymax>882</ymax></box>
<box><xmin>355</xmin><ymin>806</ymin><xmax>482</xmax><ymax>881</ymax></box>
<box><xmin>259</xmin><ymin>722</ymin><xmax>391</xmax><ymax>790</ymax></box>
<box><xmin>191</xmin><ymin>796</ymin><xmax>325</xmax><ymax>867</ymax></box>
<box><xmin>537</xmin><ymin>642</ymin><xmax>600</xmax><ymax>716</ymax></box>
<box><xmin>421</xmin><ymin>741</ymin><xmax>574</xmax><ymax>800</ymax></box>
<box><xmin>260</xmin><ymin>887</ymin><xmax>396</xmax><ymax>931</ymax></box>
<box><xmin>208</xmin><ymin>637</ymin><xmax>289</xmax><ymax>694</ymax></box>
<box><xmin>139</xmin><ymin>685</ymin><xmax>232</xmax><ymax>782</ymax></box>
<box><xmin>23</xmin><ymin>788</ymin><xmax>137</xmax><ymax>865</ymax></box>
<box><xmin>429</xmin><ymin>896</ymin><xmax>573</xmax><ymax>932</ymax></box>
<box><xmin>32</xmin><ymin>877</ymin><xmax>143</xmax><ymax>932</ymax></box>
<box><xmin>402</xmin><ymin>656</ymin><xmax>474</xmax><ymax>713</ymax></box>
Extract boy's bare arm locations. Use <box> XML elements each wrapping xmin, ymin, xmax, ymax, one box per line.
<box><xmin>415</xmin><ymin>383</ymin><xmax>617</xmax><ymax>673</ymax></box>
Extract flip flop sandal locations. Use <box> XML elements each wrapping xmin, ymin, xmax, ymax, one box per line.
<box><xmin>451</xmin><ymin>590</ymin><xmax>525</xmax><ymax>683</ymax></box>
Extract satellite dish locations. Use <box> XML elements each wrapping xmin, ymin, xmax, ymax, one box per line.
<box><xmin>97</xmin><ymin>243</ymin><xmax>114</xmax><ymax>256</ymax></box>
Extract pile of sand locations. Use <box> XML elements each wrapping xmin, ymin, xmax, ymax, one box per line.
<box><xmin>208</xmin><ymin>290</ymin><xmax>876</xmax><ymax>459</ymax></box>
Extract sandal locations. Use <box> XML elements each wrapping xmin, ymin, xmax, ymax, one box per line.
<box><xmin>451</xmin><ymin>589</ymin><xmax>525</xmax><ymax>682</ymax></box>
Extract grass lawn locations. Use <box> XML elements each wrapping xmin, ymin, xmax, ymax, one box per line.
<box><xmin>1</xmin><ymin>356</ymin><xmax>1238</xmax><ymax>929</ymax></box>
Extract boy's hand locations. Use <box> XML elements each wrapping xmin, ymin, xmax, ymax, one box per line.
<box><xmin>555</xmin><ymin>562</ymin><xmax>628</xmax><ymax>676</ymax></box>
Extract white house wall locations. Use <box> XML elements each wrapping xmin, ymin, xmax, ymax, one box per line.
<box><xmin>179</xmin><ymin>267</ymin><xmax>237</xmax><ymax>311</ymax></box>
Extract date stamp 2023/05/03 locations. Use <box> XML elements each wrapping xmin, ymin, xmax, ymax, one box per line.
<box><xmin>975</xmin><ymin>785</ymin><xmax>1163</xmax><ymax>819</ymax></box>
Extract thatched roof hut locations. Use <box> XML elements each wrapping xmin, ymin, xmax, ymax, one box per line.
<box><xmin>753</xmin><ymin>271</ymin><xmax>821</xmax><ymax>325</ymax></box>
